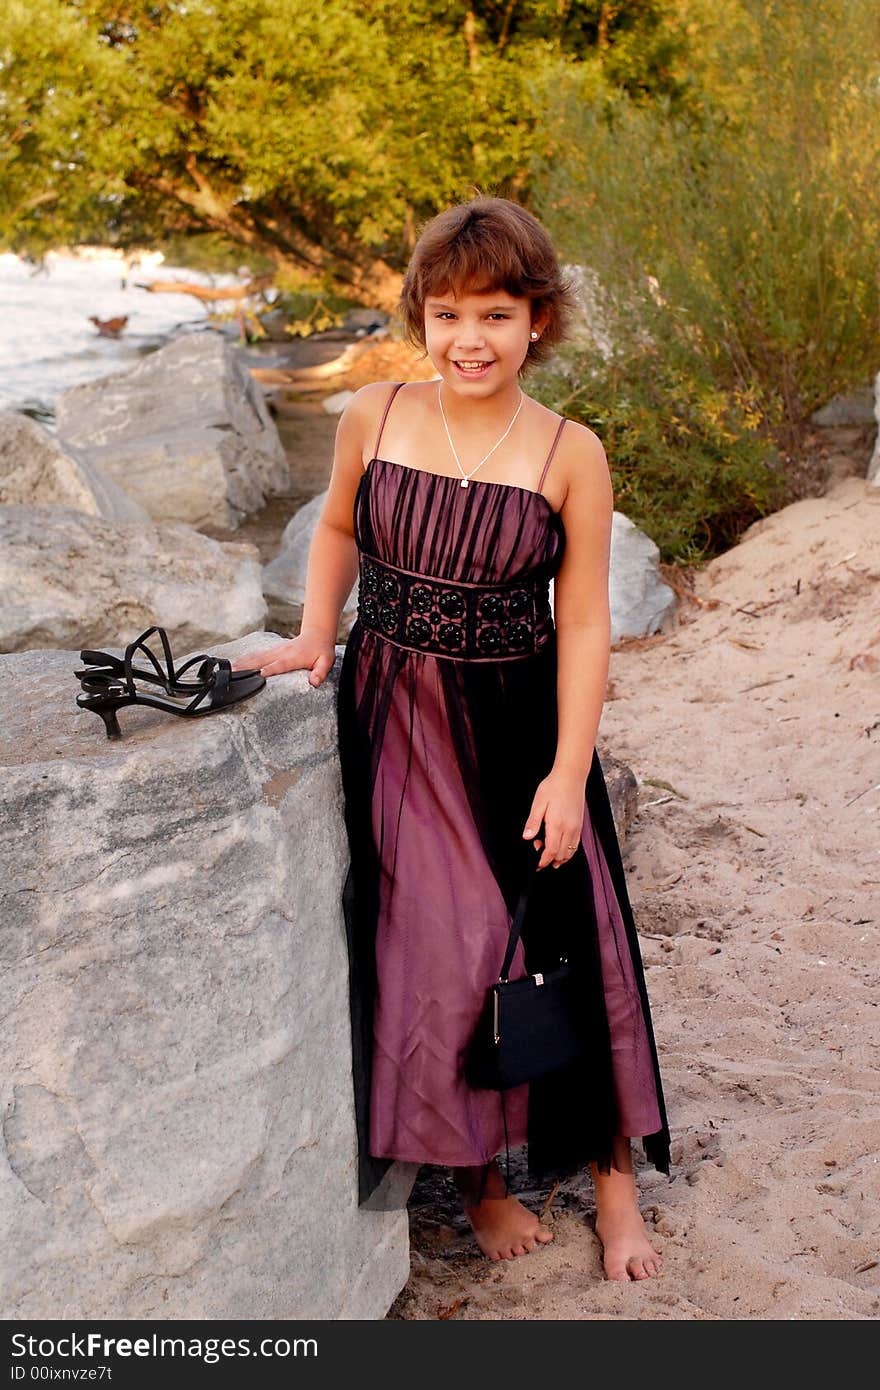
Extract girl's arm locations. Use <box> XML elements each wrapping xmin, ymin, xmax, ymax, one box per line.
<box><xmin>552</xmin><ymin>424</ymin><xmax>614</xmax><ymax>779</ymax></box>
<box><xmin>523</xmin><ymin>424</ymin><xmax>614</xmax><ymax>868</ymax></box>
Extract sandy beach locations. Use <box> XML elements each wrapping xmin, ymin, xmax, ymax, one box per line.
<box><xmin>391</xmin><ymin>471</ymin><xmax>880</xmax><ymax>1320</ymax></box>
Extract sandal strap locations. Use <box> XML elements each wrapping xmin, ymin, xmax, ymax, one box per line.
<box><xmin>80</xmin><ymin>634</ymin><xmax>215</xmax><ymax>694</ymax></box>
<box><xmin>182</xmin><ymin>657</ymin><xmax>232</xmax><ymax>712</ymax></box>
<box><xmin>123</xmin><ymin>626</ymin><xmax>176</xmax><ymax>695</ymax></box>
<box><xmin>79</xmin><ymin>648</ymin><xmax>119</xmax><ymax>667</ymax></box>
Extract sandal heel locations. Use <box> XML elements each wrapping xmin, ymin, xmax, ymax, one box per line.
<box><xmin>95</xmin><ymin>703</ymin><xmax>124</xmax><ymax>740</ymax></box>
<box><xmin>76</xmin><ymin>691</ymin><xmax>128</xmax><ymax>739</ymax></box>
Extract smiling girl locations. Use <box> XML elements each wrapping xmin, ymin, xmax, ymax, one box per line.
<box><xmin>234</xmin><ymin>197</ymin><xmax>671</xmax><ymax>1280</ymax></box>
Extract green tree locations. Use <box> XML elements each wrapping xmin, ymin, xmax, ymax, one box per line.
<box><xmin>0</xmin><ymin>0</ymin><xmax>690</xmax><ymax>301</ymax></box>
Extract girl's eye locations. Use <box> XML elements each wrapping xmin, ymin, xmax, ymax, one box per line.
<box><xmin>433</xmin><ymin>312</ymin><xmax>510</xmax><ymax>321</ymax></box>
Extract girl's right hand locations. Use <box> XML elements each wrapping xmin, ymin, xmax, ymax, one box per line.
<box><xmin>229</xmin><ymin>627</ymin><xmax>337</xmax><ymax>688</ymax></box>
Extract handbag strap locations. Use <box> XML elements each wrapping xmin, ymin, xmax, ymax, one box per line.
<box><xmin>498</xmin><ymin>842</ymin><xmax>542</xmax><ymax>982</ymax></box>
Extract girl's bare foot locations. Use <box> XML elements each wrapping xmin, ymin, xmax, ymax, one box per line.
<box><xmin>454</xmin><ymin>1160</ymin><xmax>555</xmax><ymax>1262</ymax></box>
<box><xmin>591</xmin><ymin>1138</ymin><xmax>663</xmax><ymax>1282</ymax></box>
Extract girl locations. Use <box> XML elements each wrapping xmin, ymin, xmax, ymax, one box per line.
<box><xmin>234</xmin><ymin>196</ymin><xmax>670</xmax><ymax>1281</ymax></box>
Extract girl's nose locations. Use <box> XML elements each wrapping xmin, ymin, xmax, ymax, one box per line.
<box><xmin>454</xmin><ymin>330</ymin><xmax>487</xmax><ymax>350</ymax></box>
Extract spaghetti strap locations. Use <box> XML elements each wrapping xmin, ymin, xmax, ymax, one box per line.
<box><xmin>537</xmin><ymin>416</ymin><xmax>567</xmax><ymax>492</ymax></box>
<box><xmin>372</xmin><ymin>381</ymin><xmax>405</xmax><ymax>464</ymax></box>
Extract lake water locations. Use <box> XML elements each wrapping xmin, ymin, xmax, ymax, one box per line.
<box><xmin>2</xmin><ymin>247</ymin><xmax>247</xmax><ymax>423</ymax></box>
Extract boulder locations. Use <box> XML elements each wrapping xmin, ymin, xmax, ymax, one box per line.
<box><xmin>810</xmin><ymin>383</ymin><xmax>876</xmax><ymax>428</ymax></box>
<box><xmin>0</xmin><ymin>505</ymin><xmax>267</xmax><ymax>653</ymax></box>
<box><xmin>869</xmin><ymin>368</ymin><xmax>880</xmax><ymax>485</ymax></box>
<box><xmin>0</xmin><ymin>410</ymin><xmax>147</xmax><ymax>523</ymax></box>
<box><xmin>607</xmin><ymin>512</ymin><xmax>676</xmax><ymax>642</ymax></box>
<box><xmin>561</xmin><ymin>261</ymin><xmax>615</xmax><ymax>361</ymax></box>
<box><xmin>262</xmin><ymin>492</ymin><xmax>359</xmax><ymax>633</ymax></box>
<box><xmin>55</xmin><ymin>334</ymin><xmax>291</xmax><ymax>530</ymax></box>
<box><xmin>0</xmin><ymin>637</ymin><xmax>414</xmax><ymax>1319</ymax></box>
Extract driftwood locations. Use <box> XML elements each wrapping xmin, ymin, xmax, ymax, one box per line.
<box><xmin>248</xmin><ymin>342</ymin><xmax>369</xmax><ymax>386</ymax></box>
<box><xmin>134</xmin><ymin>275</ymin><xmax>275</xmax><ymax>302</ymax></box>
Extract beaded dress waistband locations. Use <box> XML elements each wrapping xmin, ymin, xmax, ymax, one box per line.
<box><xmin>356</xmin><ymin>551</ymin><xmax>554</xmax><ymax>662</ymax></box>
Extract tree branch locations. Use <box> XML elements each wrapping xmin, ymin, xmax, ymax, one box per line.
<box><xmin>497</xmin><ymin>1</ymin><xmax>517</xmax><ymax>56</ymax></box>
<box><xmin>464</xmin><ymin>7</ymin><xmax>480</xmax><ymax>71</ymax></box>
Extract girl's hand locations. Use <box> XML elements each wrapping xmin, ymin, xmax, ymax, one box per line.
<box><xmin>229</xmin><ymin>627</ymin><xmax>337</xmax><ymax>688</ymax></box>
<box><xmin>522</xmin><ymin>768</ymin><xmax>587</xmax><ymax>870</ymax></box>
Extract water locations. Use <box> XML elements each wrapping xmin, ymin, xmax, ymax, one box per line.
<box><xmin>1</xmin><ymin>247</ymin><xmax>249</xmax><ymax>423</ymax></box>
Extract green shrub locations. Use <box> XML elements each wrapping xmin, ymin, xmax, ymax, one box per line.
<box><xmin>531</xmin><ymin>350</ymin><xmax>786</xmax><ymax>564</ymax></box>
<box><xmin>529</xmin><ymin>0</ymin><xmax>880</xmax><ymax>559</ymax></box>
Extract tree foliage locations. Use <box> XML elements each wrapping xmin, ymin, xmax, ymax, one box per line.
<box><xmin>0</xmin><ymin>1</ymin><xmax>690</xmax><ymax>301</ymax></box>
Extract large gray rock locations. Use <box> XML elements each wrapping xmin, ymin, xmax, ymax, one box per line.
<box><xmin>869</xmin><ymin>368</ymin><xmax>880</xmax><ymax>485</ymax></box>
<box><xmin>262</xmin><ymin>492</ymin><xmax>358</xmax><ymax>633</ymax></box>
<box><xmin>607</xmin><ymin>512</ymin><xmax>676</xmax><ymax>642</ymax></box>
<box><xmin>0</xmin><ymin>637</ymin><xmax>414</xmax><ymax>1319</ymax></box>
<box><xmin>561</xmin><ymin>261</ymin><xmax>615</xmax><ymax>361</ymax></box>
<box><xmin>0</xmin><ymin>410</ymin><xmax>147</xmax><ymax>523</ymax></box>
<box><xmin>55</xmin><ymin>335</ymin><xmax>291</xmax><ymax>530</ymax></box>
<box><xmin>811</xmin><ymin>383</ymin><xmax>876</xmax><ymax>428</ymax></box>
<box><xmin>0</xmin><ymin>504</ymin><xmax>267</xmax><ymax>653</ymax></box>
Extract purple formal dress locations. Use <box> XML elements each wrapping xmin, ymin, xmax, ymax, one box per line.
<box><xmin>336</xmin><ymin>382</ymin><xmax>670</xmax><ymax>1205</ymax></box>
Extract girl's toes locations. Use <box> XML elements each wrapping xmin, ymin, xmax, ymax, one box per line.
<box><xmin>628</xmin><ymin>1259</ymin><xmax>649</xmax><ymax>1280</ymax></box>
<box><xmin>606</xmin><ymin>1264</ymin><xmax>630</xmax><ymax>1282</ymax></box>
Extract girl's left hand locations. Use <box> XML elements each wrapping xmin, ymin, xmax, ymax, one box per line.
<box><xmin>523</xmin><ymin>768</ymin><xmax>586</xmax><ymax>870</ymax></box>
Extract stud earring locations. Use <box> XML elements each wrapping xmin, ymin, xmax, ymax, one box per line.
<box><xmin>530</xmin><ymin>331</ymin><xmax>539</xmax><ymax>340</ymax></box>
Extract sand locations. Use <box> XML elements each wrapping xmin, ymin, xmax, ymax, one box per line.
<box><xmin>390</xmin><ymin>473</ymin><xmax>880</xmax><ymax>1321</ymax></box>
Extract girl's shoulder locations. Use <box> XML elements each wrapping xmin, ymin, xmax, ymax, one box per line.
<box><xmin>348</xmin><ymin>379</ymin><xmax>409</xmax><ymax>428</ymax></box>
<box><xmin>351</xmin><ymin>379</ymin><xmax>441</xmax><ymax>446</ymax></box>
<box><xmin>344</xmin><ymin>379</ymin><xmax>403</xmax><ymax>434</ymax></box>
<box><xmin>353</xmin><ymin>379</ymin><xmax>404</xmax><ymax>403</ymax></box>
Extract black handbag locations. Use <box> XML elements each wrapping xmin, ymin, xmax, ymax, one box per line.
<box><xmin>464</xmin><ymin>843</ymin><xmax>587</xmax><ymax>1092</ymax></box>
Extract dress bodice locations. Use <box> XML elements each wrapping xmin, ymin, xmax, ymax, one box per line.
<box><xmin>353</xmin><ymin>456</ymin><xmax>565</xmax><ymax>662</ymax></box>
<box><xmin>356</xmin><ymin>456</ymin><xmax>565</xmax><ymax>582</ymax></box>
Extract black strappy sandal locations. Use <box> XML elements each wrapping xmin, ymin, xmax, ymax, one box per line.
<box><xmin>75</xmin><ymin>625</ymin><xmax>262</xmax><ymax>697</ymax></box>
<box><xmin>75</xmin><ymin>633</ymin><xmax>266</xmax><ymax>741</ymax></box>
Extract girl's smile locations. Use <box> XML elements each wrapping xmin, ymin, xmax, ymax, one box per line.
<box><xmin>452</xmin><ymin>358</ymin><xmax>494</xmax><ymax>378</ymax></box>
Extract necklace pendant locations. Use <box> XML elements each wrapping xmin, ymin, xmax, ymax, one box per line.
<box><xmin>460</xmin><ymin>477</ymin><xmax>468</xmax><ymax>488</ymax></box>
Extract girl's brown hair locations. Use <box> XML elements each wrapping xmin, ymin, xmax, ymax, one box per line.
<box><xmin>395</xmin><ymin>195</ymin><xmax>579</xmax><ymax>374</ymax></box>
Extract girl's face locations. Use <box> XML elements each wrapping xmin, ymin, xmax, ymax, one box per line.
<box><xmin>423</xmin><ymin>285</ymin><xmax>546</xmax><ymax>394</ymax></box>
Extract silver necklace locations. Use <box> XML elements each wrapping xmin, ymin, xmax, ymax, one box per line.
<box><xmin>437</xmin><ymin>381</ymin><xmax>525</xmax><ymax>487</ymax></box>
